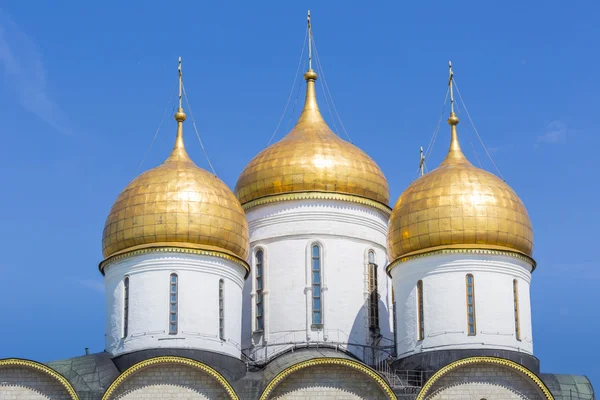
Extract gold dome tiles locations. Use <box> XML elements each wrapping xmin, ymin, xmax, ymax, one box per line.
<box><xmin>102</xmin><ymin>116</ymin><xmax>249</xmax><ymax>262</ymax></box>
<box><xmin>235</xmin><ymin>71</ymin><xmax>389</xmax><ymax>208</ymax></box>
<box><xmin>387</xmin><ymin>118</ymin><xmax>534</xmax><ymax>263</ymax></box>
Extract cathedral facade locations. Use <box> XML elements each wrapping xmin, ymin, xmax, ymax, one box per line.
<box><xmin>0</xmin><ymin>19</ymin><xmax>595</xmax><ymax>400</ymax></box>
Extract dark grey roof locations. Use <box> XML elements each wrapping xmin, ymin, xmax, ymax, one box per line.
<box><xmin>46</xmin><ymin>352</ymin><xmax>119</xmax><ymax>400</ymax></box>
<box><xmin>540</xmin><ymin>374</ymin><xmax>595</xmax><ymax>400</ymax></box>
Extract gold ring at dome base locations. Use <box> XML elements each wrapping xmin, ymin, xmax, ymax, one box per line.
<box><xmin>386</xmin><ymin>245</ymin><xmax>536</xmax><ymax>277</ymax></box>
<box><xmin>99</xmin><ymin>243</ymin><xmax>250</xmax><ymax>277</ymax></box>
<box><xmin>241</xmin><ymin>191</ymin><xmax>392</xmax><ymax>215</ymax></box>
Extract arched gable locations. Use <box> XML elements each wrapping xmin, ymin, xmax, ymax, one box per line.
<box><xmin>260</xmin><ymin>357</ymin><xmax>395</xmax><ymax>400</ymax></box>
<box><xmin>102</xmin><ymin>356</ymin><xmax>238</xmax><ymax>400</ymax></box>
<box><xmin>0</xmin><ymin>358</ymin><xmax>79</xmax><ymax>400</ymax></box>
<box><xmin>417</xmin><ymin>356</ymin><xmax>554</xmax><ymax>400</ymax></box>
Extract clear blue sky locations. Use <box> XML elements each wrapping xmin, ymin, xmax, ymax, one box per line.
<box><xmin>0</xmin><ymin>0</ymin><xmax>598</xmax><ymax>387</ymax></box>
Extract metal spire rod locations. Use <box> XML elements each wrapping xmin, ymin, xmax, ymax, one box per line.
<box><xmin>178</xmin><ymin>57</ymin><xmax>183</xmax><ymax>109</ymax></box>
<box><xmin>419</xmin><ymin>146</ymin><xmax>425</xmax><ymax>176</ymax></box>
<box><xmin>307</xmin><ymin>10</ymin><xmax>313</xmax><ymax>70</ymax></box>
<box><xmin>448</xmin><ymin>61</ymin><xmax>455</xmax><ymax>113</ymax></box>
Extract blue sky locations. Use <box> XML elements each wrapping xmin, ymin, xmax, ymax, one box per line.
<box><xmin>0</xmin><ymin>0</ymin><xmax>598</xmax><ymax>387</ymax></box>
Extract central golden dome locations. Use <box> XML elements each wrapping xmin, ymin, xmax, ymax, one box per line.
<box><xmin>387</xmin><ymin>112</ymin><xmax>533</xmax><ymax>263</ymax></box>
<box><xmin>102</xmin><ymin>109</ymin><xmax>249</xmax><ymax>264</ymax></box>
<box><xmin>235</xmin><ymin>70</ymin><xmax>389</xmax><ymax>208</ymax></box>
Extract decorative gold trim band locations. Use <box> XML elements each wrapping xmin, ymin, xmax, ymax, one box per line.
<box><xmin>416</xmin><ymin>356</ymin><xmax>554</xmax><ymax>400</ymax></box>
<box><xmin>241</xmin><ymin>191</ymin><xmax>392</xmax><ymax>215</ymax></box>
<box><xmin>259</xmin><ymin>357</ymin><xmax>396</xmax><ymax>400</ymax></box>
<box><xmin>101</xmin><ymin>356</ymin><xmax>239</xmax><ymax>400</ymax></box>
<box><xmin>99</xmin><ymin>245</ymin><xmax>250</xmax><ymax>276</ymax></box>
<box><xmin>387</xmin><ymin>246</ymin><xmax>536</xmax><ymax>276</ymax></box>
<box><xmin>0</xmin><ymin>358</ymin><xmax>80</xmax><ymax>400</ymax></box>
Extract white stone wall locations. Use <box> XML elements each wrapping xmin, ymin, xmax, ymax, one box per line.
<box><xmin>390</xmin><ymin>253</ymin><xmax>534</xmax><ymax>358</ymax></box>
<box><xmin>426</xmin><ymin>363</ymin><xmax>545</xmax><ymax>400</ymax></box>
<box><xmin>268</xmin><ymin>364</ymin><xmax>388</xmax><ymax>400</ymax></box>
<box><xmin>104</xmin><ymin>251</ymin><xmax>247</xmax><ymax>358</ymax></box>
<box><xmin>0</xmin><ymin>366</ymin><xmax>72</xmax><ymax>400</ymax></box>
<box><xmin>106</xmin><ymin>363</ymin><xmax>230</xmax><ymax>400</ymax></box>
<box><xmin>242</xmin><ymin>199</ymin><xmax>393</xmax><ymax>362</ymax></box>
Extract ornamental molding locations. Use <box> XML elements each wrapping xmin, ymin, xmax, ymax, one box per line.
<box><xmin>242</xmin><ymin>191</ymin><xmax>392</xmax><ymax>216</ymax></box>
<box><xmin>258</xmin><ymin>357</ymin><xmax>396</xmax><ymax>400</ymax></box>
<box><xmin>0</xmin><ymin>358</ymin><xmax>80</xmax><ymax>400</ymax></box>
<box><xmin>99</xmin><ymin>246</ymin><xmax>250</xmax><ymax>277</ymax></box>
<box><xmin>387</xmin><ymin>247</ymin><xmax>536</xmax><ymax>277</ymax></box>
<box><xmin>101</xmin><ymin>356</ymin><xmax>239</xmax><ymax>400</ymax></box>
<box><xmin>416</xmin><ymin>356</ymin><xmax>554</xmax><ymax>400</ymax></box>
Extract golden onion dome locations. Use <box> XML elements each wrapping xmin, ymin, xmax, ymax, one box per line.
<box><xmin>235</xmin><ymin>70</ymin><xmax>390</xmax><ymax>210</ymax></box>
<box><xmin>387</xmin><ymin>112</ymin><xmax>534</xmax><ymax>264</ymax></box>
<box><xmin>101</xmin><ymin>108</ymin><xmax>250</xmax><ymax>265</ymax></box>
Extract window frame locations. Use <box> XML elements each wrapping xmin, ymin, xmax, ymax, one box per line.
<box><xmin>417</xmin><ymin>280</ymin><xmax>425</xmax><ymax>341</ymax></box>
<box><xmin>367</xmin><ymin>250</ymin><xmax>380</xmax><ymax>334</ymax></box>
<box><xmin>219</xmin><ymin>279</ymin><xmax>225</xmax><ymax>341</ymax></box>
<box><xmin>513</xmin><ymin>279</ymin><xmax>521</xmax><ymax>341</ymax></box>
<box><xmin>255</xmin><ymin>249</ymin><xmax>264</xmax><ymax>332</ymax></box>
<box><xmin>311</xmin><ymin>244</ymin><xmax>323</xmax><ymax>328</ymax></box>
<box><xmin>466</xmin><ymin>274</ymin><xmax>476</xmax><ymax>336</ymax></box>
<box><xmin>123</xmin><ymin>276</ymin><xmax>129</xmax><ymax>339</ymax></box>
<box><xmin>169</xmin><ymin>273</ymin><xmax>178</xmax><ymax>335</ymax></box>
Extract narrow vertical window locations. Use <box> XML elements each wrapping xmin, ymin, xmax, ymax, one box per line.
<box><xmin>368</xmin><ymin>250</ymin><xmax>380</xmax><ymax>333</ymax></box>
<box><xmin>417</xmin><ymin>280</ymin><xmax>424</xmax><ymax>340</ymax></box>
<box><xmin>123</xmin><ymin>277</ymin><xmax>129</xmax><ymax>338</ymax></box>
<box><xmin>312</xmin><ymin>245</ymin><xmax>322</xmax><ymax>326</ymax></box>
<box><xmin>169</xmin><ymin>274</ymin><xmax>178</xmax><ymax>335</ymax></box>
<box><xmin>392</xmin><ymin>289</ymin><xmax>398</xmax><ymax>356</ymax></box>
<box><xmin>255</xmin><ymin>250</ymin><xmax>264</xmax><ymax>331</ymax></box>
<box><xmin>219</xmin><ymin>279</ymin><xmax>225</xmax><ymax>340</ymax></box>
<box><xmin>513</xmin><ymin>279</ymin><xmax>521</xmax><ymax>341</ymax></box>
<box><xmin>466</xmin><ymin>274</ymin><xmax>476</xmax><ymax>336</ymax></box>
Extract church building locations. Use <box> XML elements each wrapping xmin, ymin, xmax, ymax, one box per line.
<box><xmin>0</xmin><ymin>13</ymin><xmax>594</xmax><ymax>400</ymax></box>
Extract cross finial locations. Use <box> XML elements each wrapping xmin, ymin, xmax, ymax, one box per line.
<box><xmin>178</xmin><ymin>57</ymin><xmax>183</xmax><ymax>109</ymax></box>
<box><xmin>419</xmin><ymin>146</ymin><xmax>425</xmax><ymax>176</ymax></box>
<box><xmin>307</xmin><ymin>10</ymin><xmax>313</xmax><ymax>71</ymax></box>
<box><xmin>448</xmin><ymin>61</ymin><xmax>455</xmax><ymax>114</ymax></box>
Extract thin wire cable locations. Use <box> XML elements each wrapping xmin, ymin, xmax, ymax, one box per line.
<box><xmin>313</xmin><ymin>37</ymin><xmax>340</xmax><ymax>135</ymax></box>
<box><xmin>135</xmin><ymin>80</ymin><xmax>178</xmax><ymax>176</ymax></box>
<box><xmin>469</xmin><ymin>141</ymin><xmax>483</xmax><ymax>168</ymax></box>
<box><xmin>182</xmin><ymin>82</ymin><xmax>217</xmax><ymax>175</ymax></box>
<box><xmin>311</xmin><ymin>36</ymin><xmax>353</xmax><ymax>143</ymax></box>
<box><xmin>453</xmin><ymin>78</ymin><xmax>505</xmax><ymax>181</ymax></box>
<box><xmin>285</xmin><ymin>75</ymin><xmax>304</xmax><ymax>132</ymax></box>
<box><xmin>266</xmin><ymin>27</ymin><xmax>308</xmax><ymax>146</ymax></box>
<box><xmin>425</xmin><ymin>88</ymin><xmax>450</xmax><ymax>162</ymax></box>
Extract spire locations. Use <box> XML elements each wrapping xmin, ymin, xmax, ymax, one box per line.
<box><xmin>296</xmin><ymin>11</ymin><xmax>325</xmax><ymax>126</ymax></box>
<box><xmin>444</xmin><ymin>61</ymin><xmax>467</xmax><ymax>163</ymax></box>
<box><xmin>167</xmin><ymin>57</ymin><xmax>191</xmax><ymax>162</ymax></box>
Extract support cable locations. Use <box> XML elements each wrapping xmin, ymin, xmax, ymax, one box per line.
<box><xmin>311</xmin><ymin>36</ymin><xmax>353</xmax><ymax>143</ymax></box>
<box><xmin>266</xmin><ymin>27</ymin><xmax>308</xmax><ymax>146</ymax></box>
<box><xmin>182</xmin><ymin>82</ymin><xmax>217</xmax><ymax>175</ymax></box>
<box><xmin>135</xmin><ymin>80</ymin><xmax>178</xmax><ymax>176</ymax></box>
<box><xmin>453</xmin><ymin>78</ymin><xmax>505</xmax><ymax>181</ymax></box>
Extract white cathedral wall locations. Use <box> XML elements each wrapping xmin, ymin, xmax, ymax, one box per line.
<box><xmin>104</xmin><ymin>251</ymin><xmax>246</xmax><ymax>358</ymax></box>
<box><xmin>242</xmin><ymin>199</ymin><xmax>393</xmax><ymax>362</ymax></box>
<box><xmin>390</xmin><ymin>252</ymin><xmax>534</xmax><ymax>358</ymax></box>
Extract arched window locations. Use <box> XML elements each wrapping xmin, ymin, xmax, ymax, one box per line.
<box><xmin>466</xmin><ymin>274</ymin><xmax>476</xmax><ymax>336</ymax></box>
<box><xmin>219</xmin><ymin>279</ymin><xmax>225</xmax><ymax>340</ymax></box>
<box><xmin>417</xmin><ymin>280</ymin><xmax>424</xmax><ymax>340</ymax></box>
<box><xmin>123</xmin><ymin>277</ymin><xmax>129</xmax><ymax>338</ymax></box>
<box><xmin>169</xmin><ymin>273</ymin><xmax>178</xmax><ymax>335</ymax></box>
<box><xmin>255</xmin><ymin>250</ymin><xmax>264</xmax><ymax>331</ymax></box>
<box><xmin>368</xmin><ymin>250</ymin><xmax>379</xmax><ymax>333</ymax></box>
<box><xmin>312</xmin><ymin>244</ymin><xmax>322</xmax><ymax>326</ymax></box>
<box><xmin>513</xmin><ymin>279</ymin><xmax>521</xmax><ymax>341</ymax></box>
